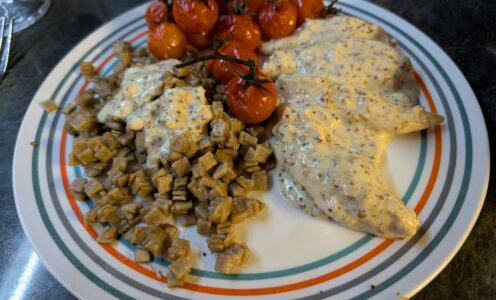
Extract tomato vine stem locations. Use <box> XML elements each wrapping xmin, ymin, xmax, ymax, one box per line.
<box><xmin>324</xmin><ymin>0</ymin><xmax>340</xmax><ymax>17</ymax></box>
<box><xmin>175</xmin><ymin>42</ymin><xmax>273</xmax><ymax>95</ymax></box>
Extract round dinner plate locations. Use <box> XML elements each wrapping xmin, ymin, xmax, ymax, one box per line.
<box><xmin>13</xmin><ymin>1</ymin><xmax>490</xmax><ymax>299</ymax></box>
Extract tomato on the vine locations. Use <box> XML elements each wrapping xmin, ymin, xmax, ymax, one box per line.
<box><xmin>216</xmin><ymin>15</ymin><xmax>262</xmax><ymax>50</ymax></box>
<box><xmin>225</xmin><ymin>71</ymin><xmax>277</xmax><ymax>124</ymax></box>
<box><xmin>258</xmin><ymin>1</ymin><xmax>297</xmax><ymax>39</ymax></box>
<box><xmin>172</xmin><ymin>0</ymin><xmax>219</xmax><ymax>33</ymax></box>
<box><xmin>291</xmin><ymin>0</ymin><xmax>324</xmax><ymax>24</ymax></box>
<box><xmin>148</xmin><ymin>23</ymin><xmax>187</xmax><ymax>60</ymax></box>
<box><xmin>145</xmin><ymin>1</ymin><xmax>169</xmax><ymax>28</ymax></box>
<box><xmin>207</xmin><ymin>44</ymin><xmax>257</xmax><ymax>84</ymax></box>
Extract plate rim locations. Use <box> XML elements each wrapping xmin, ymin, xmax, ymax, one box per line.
<box><xmin>12</xmin><ymin>0</ymin><xmax>490</xmax><ymax>299</ymax></box>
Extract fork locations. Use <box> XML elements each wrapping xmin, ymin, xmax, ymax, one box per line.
<box><xmin>0</xmin><ymin>16</ymin><xmax>13</xmax><ymax>80</ymax></box>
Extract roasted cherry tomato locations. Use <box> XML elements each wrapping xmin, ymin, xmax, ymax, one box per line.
<box><xmin>258</xmin><ymin>1</ymin><xmax>297</xmax><ymax>39</ymax></box>
<box><xmin>148</xmin><ymin>23</ymin><xmax>187</xmax><ymax>59</ymax></box>
<box><xmin>207</xmin><ymin>44</ymin><xmax>257</xmax><ymax>84</ymax></box>
<box><xmin>145</xmin><ymin>1</ymin><xmax>169</xmax><ymax>28</ymax></box>
<box><xmin>187</xmin><ymin>25</ymin><xmax>216</xmax><ymax>49</ymax></box>
<box><xmin>226</xmin><ymin>71</ymin><xmax>277</xmax><ymax>124</ymax></box>
<box><xmin>216</xmin><ymin>14</ymin><xmax>235</xmax><ymax>31</ymax></box>
<box><xmin>172</xmin><ymin>0</ymin><xmax>219</xmax><ymax>33</ymax></box>
<box><xmin>291</xmin><ymin>0</ymin><xmax>324</xmax><ymax>24</ymax></box>
<box><xmin>216</xmin><ymin>15</ymin><xmax>262</xmax><ymax>50</ymax></box>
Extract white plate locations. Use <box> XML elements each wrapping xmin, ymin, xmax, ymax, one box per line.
<box><xmin>13</xmin><ymin>1</ymin><xmax>490</xmax><ymax>299</ymax></box>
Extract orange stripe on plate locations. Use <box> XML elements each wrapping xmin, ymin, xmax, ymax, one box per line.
<box><xmin>59</xmin><ymin>63</ymin><xmax>442</xmax><ymax>295</ymax></box>
<box><xmin>412</xmin><ymin>71</ymin><xmax>442</xmax><ymax>214</ymax></box>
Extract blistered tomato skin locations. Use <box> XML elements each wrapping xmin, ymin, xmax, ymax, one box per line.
<box><xmin>148</xmin><ymin>23</ymin><xmax>187</xmax><ymax>60</ymax></box>
<box><xmin>291</xmin><ymin>0</ymin><xmax>324</xmax><ymax>24</ymax></box>
<box><xmin>172</xmin><ymin>0</ymin><xmax>219</xmax><ymax>34</ymax></box>
<box><xmin>145</xmin><ymin>1</ymin><xmax>169</xmax><ymax>28</ymax></box>
<box><xmin>216</xmin><ymin>15</ymin><xmax>262</xmax><ymax>50</ymax></box>
<box><xmin>259</xmin><ymin>1</ymin><xmax>298</xmax><ymax>39</ymax></box>
<box><xmin>226</xmin><ymin>72</ymin><xmax>277</xmax><ymax>124</ymax></box>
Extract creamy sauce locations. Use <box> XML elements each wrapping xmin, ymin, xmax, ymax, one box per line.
<box><xmin>263</xmin><ymin>38</ymin><xmax>419</xmax><ymax>101</ymax></box>
<box><xmin>277</xmin><ymin>171</ymin><xmax>326</xmax><ymax>218</ymax></box>
<box><xmin>265</xmin><ymin>16</ymin><xmax>444</xmax><ymax>239</ymax></box>
<box><xmin>134</xmin><ymin>86</ymin><xmax>212</xmax><ymax>167</ymax></box>
<box><xmin>98</xmin><ymin>60</ymin><xmax>181</xmax><ymax>123</ymax></box>
<box><xmin>98</xmin><ymin>61</ymin><xmax>213</xmax><ymax>167</ymax></box>
<box><xmin>260</xmin><ymin>16</ymin><xmax>393</xmax><ymax>55</ymax></box>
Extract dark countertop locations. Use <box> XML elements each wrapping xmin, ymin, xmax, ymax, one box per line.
<box><xmin>0</xmin><ymin>0</ymin><xmax>494</xmax><ymax>299</ymax></box>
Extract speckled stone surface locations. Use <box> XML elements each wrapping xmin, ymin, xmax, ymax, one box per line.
<box><xmin>0</xmin><ymin>0</ymin><xmax>494</xmax><ymax>299</ymax></box>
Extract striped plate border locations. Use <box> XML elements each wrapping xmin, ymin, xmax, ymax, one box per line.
<box><xmin>13</xmin><ymin>1</ymin><xmax>489</xmax><ymax>299</ymax></box>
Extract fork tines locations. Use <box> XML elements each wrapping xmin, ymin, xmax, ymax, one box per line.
<box><xmin>0</xmin><ymin>16</ymin><xmax>13</xmax><ymax>79</ymax></box>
